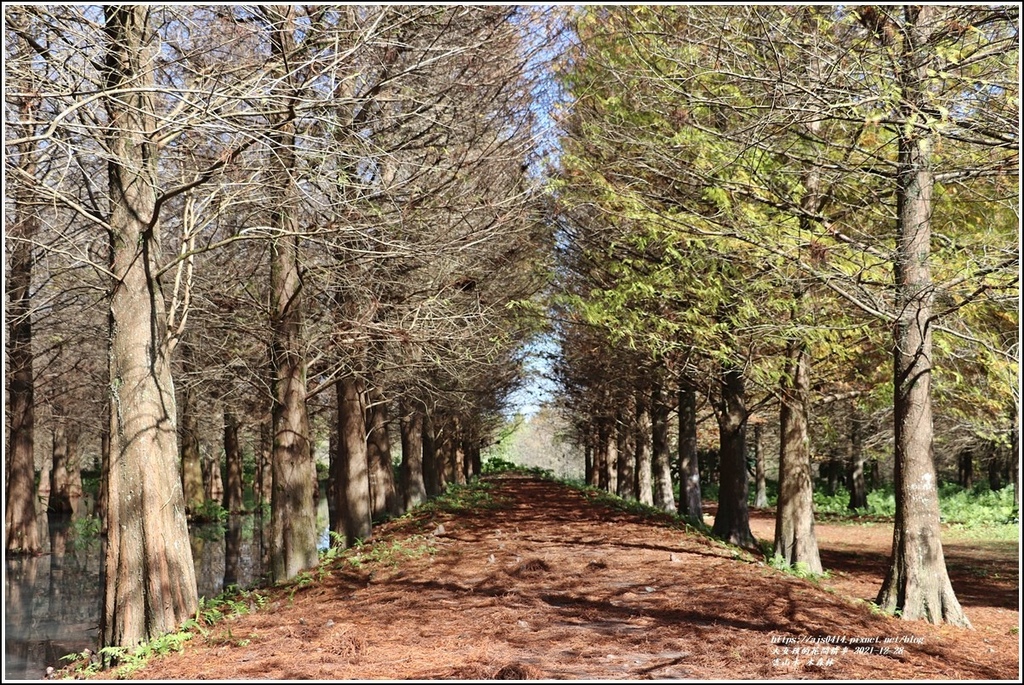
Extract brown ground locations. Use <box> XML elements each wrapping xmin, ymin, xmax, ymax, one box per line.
<box><xmin>83</xmin><ymin>474</ymin><xmax>1019</xmax><ymax>680</ymax></box>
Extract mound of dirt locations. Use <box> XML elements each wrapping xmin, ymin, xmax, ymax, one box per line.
<box><xmin>78</xmin><ymin>475</ymin><xmax>1019</xmax><ymax>680</ymax></box>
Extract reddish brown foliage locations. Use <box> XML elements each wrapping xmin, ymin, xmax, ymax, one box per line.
<box><xmin>86</xmin><ymin>475</ymin><xmax>1017</xmax><ymax>680</ymax></box>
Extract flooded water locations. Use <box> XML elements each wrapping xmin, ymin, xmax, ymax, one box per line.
<box><xmin>4</xmin><ymin>495</ymin><xmax>330</xmax><ymax>681</ymax></box>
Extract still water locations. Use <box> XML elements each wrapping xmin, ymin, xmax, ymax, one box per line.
<box><xmin>4</xmin><ymin>495</ymin><xmax>330</xmax><ymax>681</ymax></box>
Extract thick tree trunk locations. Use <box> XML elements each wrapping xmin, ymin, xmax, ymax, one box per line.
<box><xmin>100</xmin><ymin>4</ymin><xmax>197</xmax><ymax>652</ymax></box>
<box><xmin>5</xmin><ymin>171</ymin><xmax>40</xmax><ymax>554</ymax></box>
<box><xmin>848</xmin><ymin>414</ymin><xmax>869</xmax><ymax>510</ymax></box>
<box><xmin>711</xmin><ymin>367</ymin><xmax>755</xmax><ymax>548</ymax></box>
<box><xmin>224</xmin><ymin>411</ymin><xmax>244</xmax><ymax>513</ymax></box>
<box><xmin>399</xmin><ymin>401</ymin><xmax>426</xmax><ymax>510</ymax></box>
<box><xmin>651</xmin><ymin>384</ymin><xmax>675</xmax><ymax>512</ymax></box>
<box><xmin>752</xmin><ymin>422</ymin><xmax>768</xmax><ymax>509</ymax></box>
<box><xmin>366</xmin><ymin>385</ymin><xmax>399</xmax><ymax>519</ymax></box>
<box><xmin>677</xmin><ymin>387</ymin><xmax>702</xmax><ymax>523</ymax></box>
<box><xmin>265</xmin><ymin>5</ymin><xmax>318</xmax><ymax>582</ymax></box>
<box><xmin>333</xmin><ymin>376</ymin><xmax>373</xmax><ymax>547</ymax></box>
<box><xmin>774</xmin><ymin>342</ymin><xmax>822</xmax><ymax>573</ymax></box>
<box><xmin>876</xmin><ymin>5</ymin><xmax>970</xmax><ymax>628</ymax></box>
<box><xmin>179</xmin><ymin>385</ymin><xmax>205</xmax><ymax>515</ymax></box>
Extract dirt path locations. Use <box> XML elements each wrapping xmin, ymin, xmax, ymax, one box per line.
<box><xmin>91</xmin><ymin>475</ymin><xmax>1018</xmax><ymax>680</ymax></box>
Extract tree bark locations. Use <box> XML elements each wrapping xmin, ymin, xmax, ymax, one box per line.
<box><xmin>179</xmin><ymin>384</ymin><xmax>205</xmax><ymax>515</ymax></box>
<box><xmin>257</xmin><ymin>417</ymin><xmax>273</xmax><ymax>509</ymax></box>
<box><xmin>604</xmin><ymin>417</ymin><xmax>619</xmax><ymax>494</ymax></box>
<box><xmin>848</xmin><ymin>414</ymin><xmax>869</xmax><ymax>510</ymax></box>
<box><xmin>422</xmin><ymin>410</ymin><xmax>440</xmax><ymax>498</ymax></box>
<box><xmin>677</xmin><ymin>386</ymin><xmax>702</xmax><ymax>523</ymax></box>
<box><xmin>957</xmin><ymin>450</ymin><xmax>973</xmax><ymax>490</ymax></box>
<box><xmin>634</xmin><ymin>389</ymin><xmax>654</xmax><ymax>506</ymax></box>
<box><xmin>711</xmin><ymin>366</ymin><xmax>755</xmax><ymax>548</ymax></box>
<box><xmin>366</xmin><ymin>385</ymin><xmax>399</xmax><ymax>519</ymax></box>
<box><xmin>48</xmin><ymin>410</ymin><xmax>83</xmax><ymax>518</ymax></box>
<box><xmin>773</xmin><ymin>341</ymin><xmax>822</xmax><ymax>573</ymax></box>
<box><xmin>651</xmin><ymin>383</ymin><xmax>675</xmax><ymax>512</ymax></box>
<box><xmin>875</xmin><ymin>5</ymin><xmax>970</xmax><ymax>628</ymax></box>
<box><xmin>333</xmin><ymin>375</ymin><xmax>373</xmax><ymax>547</ymax></box>
<box><xmin>616</xmin><ymin>410</ymin><xmax>635</xmax><ymax>500</ymax></box>
<box><xmin>100</xmin><ymin>4</ymin><xmax>197</xmax><ymax>652</ymax></box>
<box><xmin>224</xmin><ymin>411</ymin><xmax>244</xmax><ymax>514</ymax></box>
<box><xmin>752</xmin><ymin>422</ymin><xmax>768</xmax><ymax>509</ymax></box>
<box><xmin>399</xmin><ymin>401</ymin><xmax>426</xmax><ymax>510</ymax></box>
<box><xmin>5</xmin><ymin>150</ymin><xmax>40</xmax><ymax>554</ymax></box>
<box><xmin>265</xmin><ymin>5</ymin><xmax>318</xmax><ymax>582</ymax></box>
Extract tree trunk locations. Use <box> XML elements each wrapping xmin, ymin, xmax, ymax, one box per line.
<box><xmin>100</xmin><ymin>4</ymin><xmax>197</xmax><ymax>652</ymax></box>
<box><xmin>987</xmin><ymin>457</ymin><xmax>1002</xmax><ymax>492</ymax></box>
<box><xmin>604</xmin><ymin>417</ymin><xmax>619</xmax><ymax>494</ymax></box>
<box><xmin>5</xmin><ymin>159</ymin><xmax>40</xmax><ymax>554</ymax></box>
<box><xmin>49</xmin><ymin>412</ymin><xmax>83</xmax><ymax>518</ymax></box>
<box><xmin>848</xmin><ymin>414</ymin><xmax>868</xmax><ymax>510</ymax></box>
<box><xmin>179</xmin><ymin>385</ymin><xmax>205</xmax><ymax>515</ymax></box>
<box><xmin>333</xmin><ymin>375</ymin><xmax>373</xmax><ymax>547</ymax></box>
<box><xmin>224</xmin><ymin>411</ymin><xmax>244</xmax><ymax>513</ymax></box>
<box><xmin>651</xmin><ymin>383</ymin><xmax>675</xmax><ymax>513</ymax></box>
<box><xmin>257</xmin><ymin>418</ymin><xmax>273</xmax><ymax>509</ymax></box>
<box><xmin>452</xmin><ymin>416</ymin><xmax>467</xmax><ymax>486</ymax></box>
<box><xmin>366</xmin><ymin>385</ymin><xmax>399</xmax><ymax>519</ymax></box>
<box><xmin>711</xmin><ymin>366</ymin><xmax>755</xmax><ymax>548</ymax></box>
<box><xmin>773</xmin><ymin>341</ymin><xmax>822</xmax><ymax>573</ymax></box>
<box><xmin>875</xmin><ymin>5</ymin><xmax>970</xmax><ymax>628</ymax></box>
<box><xmin>616</xmin><ymin>410</ymin><xmax>635</xmax><ymax>500</ymax></box>
<box><xmin>204</xmin><ymin>451</ymin><xmax>224</xmax><ymax>505</ymax></box>
<box><xmin>399</xmin><ymin>401</ymin><xmax>426</xmax><ymax>510</ymax></box>
<box><xmin>422</xmin><ymin>410</ymin><xmax>440</xmax><ymax>498</ymax></box>
<box><xmin>752</xmin><ymin>422</ymin><xmax>768</xmax><ymax>509</ymax></box>
<box><xmin>677</xmin><ymin>386</ymin><xmax>702</xmax><ymax>523</ymax></box>
<box><xmin>265</xmin><ymin>5</ymin><xmax>318</xmax><ymax>582</ymax></box>
<box><xmin>634</xmin><ymin>389</ymin><xmax>654</xmax><ymax>506</ymax></box>
<box><xmin>594</xmin><ymin>419</ymin><xmax>608</xmax><ymax>491</ymax></box>
<box><xmin>584</xmin><ymin>438</ymin><xmax>594</xmax><ymax>487</ymax></box>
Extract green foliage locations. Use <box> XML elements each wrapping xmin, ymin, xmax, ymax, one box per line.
<box><xmin>417</xmin><ymin>480</ymin><xmax>504</xmax><ymax>515</ymax></box>
<box><xmin>812</xmin><ymin>482</ymin><xmax>1019</xmax><ymax>535</ymax></box>
<box><xmin>344</xmin><ymin>535</ymin><xmax>438</xmax><ymax>570</ymax></box>
<box><xmin>482</xmin><ymin>456</ymin><xmax>520</xmax><ymax>474</ymax></box>
<box><xmin>194</xmin><ymin>587</ymin><xmax>268</xmax><ymax>628</ymax></box>
<box><xmin>938</xmin><ymin>483</ymin><xmax>1018</xmax><ymax>527</ymax></box>
<box><xmin>767</xmin><ymin>554</ymin><xmax>831</xmax><ymax>581</ymax></box>
<box><xmin>96</xmin><ymin>629</ymin><xmax>194</xmax><ymax>678</ymax></box>
<box><xmin>191</xmin><ymin>499</ymin><xmax>228</xmax><ymax>525</ymax></box>
<box><xmin>68</xmin><ymin>515</ymin><xmax>103</xmax><ymax>550</ymax></box>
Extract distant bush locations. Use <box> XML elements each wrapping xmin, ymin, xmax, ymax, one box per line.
<box><xmin>482</xmin><ymin>456</ymin><xmax>520</xmax><ymax>474</ymax></box>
